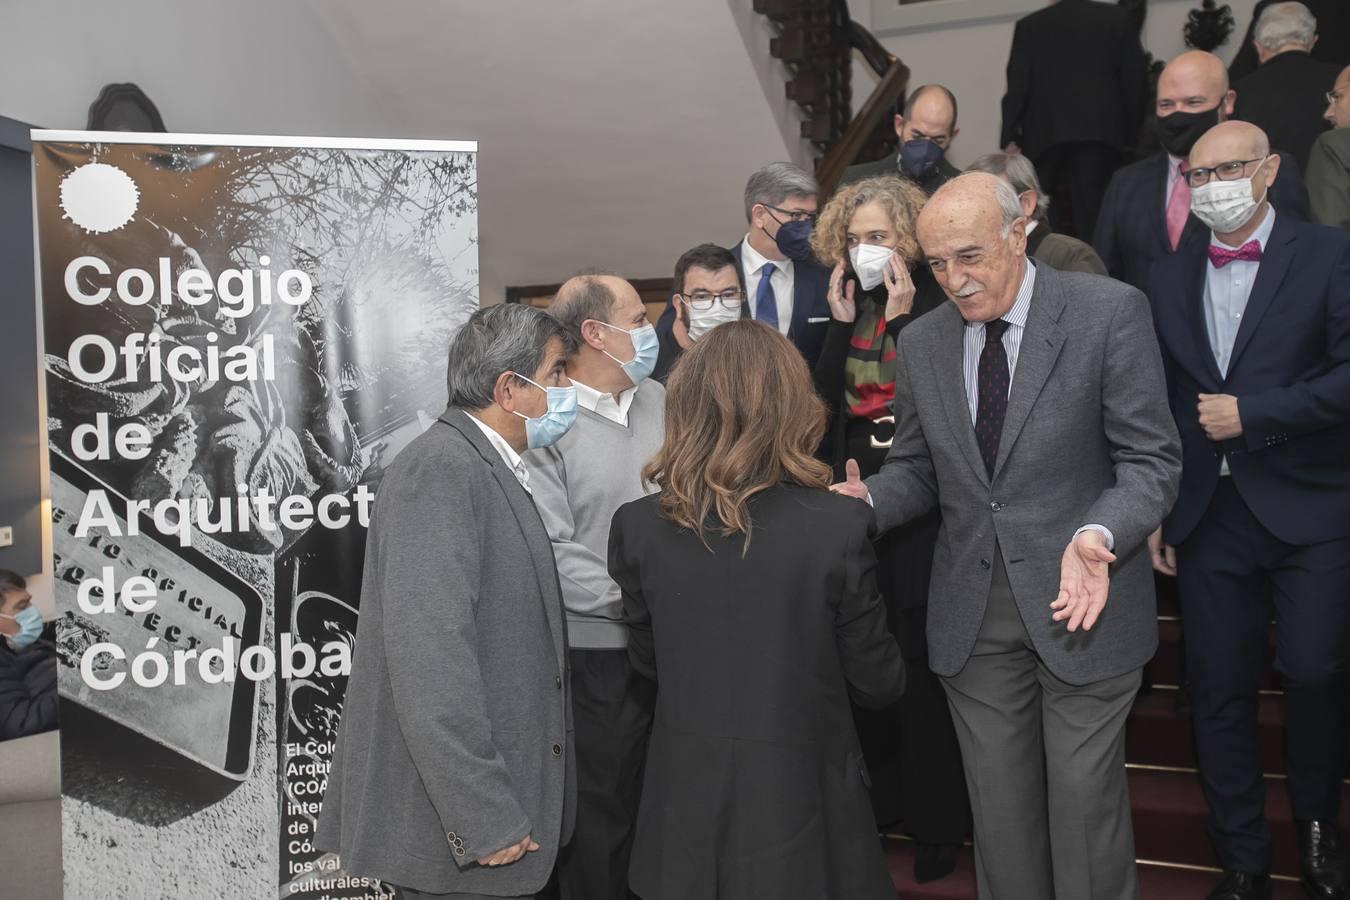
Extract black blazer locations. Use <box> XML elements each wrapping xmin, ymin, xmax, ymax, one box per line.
<box><xmin>1093</xmin><ymin>149</ymin><xmax>1310</xmax><ymax>292</ymax></box>
<box><xmin>1001</xmin><ymin>0</ymin><xmax>1147</xmax><ymax>159</ymax></box>
<box><xmin>1234</xmin><ymin>51</ymin><xmax>1341</xmax><ymax>172</ymax></box>
<box><xmin>653</xmin><ymin>240</ymin><xmax>833</xmax><ymax>381</ymax></box>
<box><xmin>1148</xmin><ymin>214</ymin><xmax>1350</xmax><ymax>547</ymax></box>
<box><xmin>1229</xmin><ymin>0</ymin><xmax>1350</xmax><ymax>81</ymax></box>
<box><xmin>836</xmin><ymin>153</ymin><xmax>961</xmax><ymax>196</ymax></box>
<box><xmin>811</xmin><ymin>268</ymin><xmax>948</xmax><ymax>475</ymax></box>
<box><xmin>608</xmin><ymin>486</ymin><xmax>903</xmax><ymax>900</ymax></box>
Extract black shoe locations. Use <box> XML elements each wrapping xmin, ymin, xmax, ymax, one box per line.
<box><xmin>1297</xmin><ymin>819</ymin><xmax>1350</xmax><ymax>899</ymax></box>
<box><xmin>1206</xmin><ymin>871</ymin><xmax>1272</xmax><ymax>900</ymax></box>
<box><xmin>912</xmin><ymin>841</ymin><xmax>958</xmax><ymax>884</ymax></box>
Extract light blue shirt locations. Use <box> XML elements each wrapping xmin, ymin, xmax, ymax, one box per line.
<box><xmin>1205</xmin><ymin>205</ymin><xmax>1275</xmax><ymax>475</ymax></box>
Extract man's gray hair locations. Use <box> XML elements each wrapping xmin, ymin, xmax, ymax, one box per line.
<box><xmin>966</xmin><ymin>152</ymin><xmax>1050</xmax><ymax>222</ymax></box>
<box><xmin>445</xmin><ymin>304</ymin><xmax>574</xmax><ymax>410</ymax></box>
<box><xmin>1254</xmin><ymin>1</ymin><xmax>1317</xmax><ymax>51</ymax></box>
<box><xmin>743</xmin><ymin>162</ymin><xmax>819</xmax><ymax>222</ymax></box>
<box><xmin>992</xmin><ymin>177</ymin><xmax>1027</xmax><ymax>236</ymax></box>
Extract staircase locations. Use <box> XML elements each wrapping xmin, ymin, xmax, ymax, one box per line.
<box><xmin>881</xmin><ymin>585</ymin><xmax>1349</xmax><ymax>898</ymax></box>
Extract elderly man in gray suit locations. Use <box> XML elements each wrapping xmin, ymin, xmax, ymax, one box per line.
<box><xmin>317</xmin><ymin>304</ymin><xmax>579</xmax><ymax>899</ymax></box>
<box><xmin>836</xmin><ymin>172</ymin><xmax>1182</xmax><ymax>899</ymax></box>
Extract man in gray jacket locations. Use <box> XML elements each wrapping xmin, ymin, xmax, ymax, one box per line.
<box><xmin>525</xmin><ymin>274</ymin><xmax>663</xmax><ymax>900</ymax></box>
<box><xmin>318</xmin><ymin>304</ymin><xmax>578</xmax><ymax>899</ymax></box>
<box><xmin>836</xmin><ymin>173</ymin><xmax>1182</xmax><ymax>899</ymax></box>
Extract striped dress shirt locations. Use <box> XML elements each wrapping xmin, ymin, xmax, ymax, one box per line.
<box><xmin>961</xmin><ymin>260</ymin><xmax>1037</xmax><ymax>423</ymax></box>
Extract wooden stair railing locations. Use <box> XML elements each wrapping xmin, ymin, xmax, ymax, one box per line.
<box><xmin>755</xmin><ymin>0</ymin><xmax>912</xmax><ymax>196</ymax></box>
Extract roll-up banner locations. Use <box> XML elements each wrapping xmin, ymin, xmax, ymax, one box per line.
<box><xmin>32</xmin><ymin>131</ymin><xmax>478</xmax><ymax>899</ymax></box>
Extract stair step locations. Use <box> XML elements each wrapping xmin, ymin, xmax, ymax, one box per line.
<box><xmin>1129</xmin><ymin>769</ymin><xmax>1350</xmax><ymax>877</ymax></box>
<box><xmin>1148</xmin><ymin>620</ymin><xmax>1282</xmax><ymax>692</ymax></box>
<box><xmin>882</xmin><ymin>838</ymin><xmax>1305</xmax><ymax>898</ymax></box>
<box><xmin>1127</xmin><ymin>688</ymin><xmax>1286</xmax><ymax>774</ymax></box>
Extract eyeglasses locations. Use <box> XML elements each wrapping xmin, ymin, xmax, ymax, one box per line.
<box><xmin>678</xmin><ymin>290</ymin><xmax>745</xmax><ymax>310</ymax></box>
<box><xmin>762</xmin><ymin>204</ymin><xmax>818</xmax><ymax>224</ymax></box>
<box><xmin>1184</xmin><ymin>157</ymin><xmax>1268</xmax><ymax>189</ymax></box>
<box><xmin>1328</xmin><ymin>89</ymin><xmax>1346</xmax><ymax>105</ymax></box>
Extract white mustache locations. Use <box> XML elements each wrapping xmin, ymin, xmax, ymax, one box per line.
<box><xmin>953</xmin><ymin>282</ymin><xmax>984</xmax><ymax>298</ymax></box>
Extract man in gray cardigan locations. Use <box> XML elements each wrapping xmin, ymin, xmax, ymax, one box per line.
<box><xmin>318</xmin><ymin>304</ymin><xmax>578</xmax><ymax>899</ymax></box>
<box><xmin>524</xmin><ymin>274</ymin><xmax>663</xmax><ymax>900</ymax></box>
<box><xmin>836</xmin><ymin>173</ymin><xmax>1181</xmax><ymax>899</ymax></box>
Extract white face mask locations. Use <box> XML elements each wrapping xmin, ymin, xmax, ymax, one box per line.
<box><xmin>685</xmin><ymin>299</ymin><xmax>743</xmax><ymax>341</ymax></box>
<box><xmin>1190</xmin><ymin>157</ymin><xmax>1270</xmax><ymax>234</ymax></box>
<box><xmin>849</xmin><ymin>243</ymin><xmax>893</xmax><ymax>291</ymax></box>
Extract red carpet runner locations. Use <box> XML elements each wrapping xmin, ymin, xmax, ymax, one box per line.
<box><xmin>883</xmin><ymin>589</ymin><xmax>1348</xmax><ymax>898</ymax></box>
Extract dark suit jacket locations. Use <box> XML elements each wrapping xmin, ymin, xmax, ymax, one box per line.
<box><xmin>837</xmin><ymin>153</ymin><xmax>960</xmax><ymax>195</ymax></box>
<box><xmin>1001</xmin><ymin>0</ymin><xmax>1147</xmax><ymax>159</ymax></box>
<box><xmin>0</xmin><ymin>639</ymin><xmax>57</xmax><ymax>741</ymax></box>
<box><xmin>811</xmin><ymin>270</ymin><xmax>948</xmax><ymax>474</ymax></box>
<box><xmin>1229</xmin><ymin>0</ymin><xmax>1350</xmax><ymax>80</ymax></box>
<box><xmin>1093</xmin><ymin>149</ymin><xmax>1310</xmax><ymax>292</ymax></box>
<box><xmin>318</xmin><ymin>408</ymin><xmax>576</xmax><ymax>895</ymax></box>
<box><xmin>1234</xmin><ymin>50</ymin><xmax>1340</xmax><ymax>172</ymax></box>
<box><xmin>1148</xmin><ymin>214</ymin><xmax>1350</xmax><ymax>547</ymax></box>
<box><xmin>653</xmin><ymin>239</ymin><xmax>832</xmax><ymax>381</ymax></box>
<box><xmin>865</xmin><ymin>264</ymin><xmax>1181</xmax><ymax>684</ymax></box>
<box><xmin>609</xmin><ymin>485</ymin><xmax>903</xmax><ymax>900</ymax></box>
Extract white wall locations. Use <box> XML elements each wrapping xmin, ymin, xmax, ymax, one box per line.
<box><xmin>865</xmin><ymin>0</ymin><xmax>1259</xmax><ymax>169</ymax></box>
<box><xmin>0</xmin><ymin>0</ymin><xmax>390</xmax><ymax>137</ymax></box>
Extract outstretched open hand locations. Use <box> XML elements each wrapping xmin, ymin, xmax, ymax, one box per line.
<box><xmin>1050</xmin><ymin>530</ymin><xmax>1116</xmax><ymax>632</ymax></box>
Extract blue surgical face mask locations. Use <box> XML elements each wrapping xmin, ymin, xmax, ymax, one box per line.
<box><xmin>596</xmin><ymin>320</ymin><xmax>658</xmax><ymax>385</ymax></box>
<box><xmin>1</xmin><ymin>607</ymin><xmax>44</xmax><ymax>649</ymax></box>
<box><xmin>899</xmin><ymin>138</ymin><xmax>946</xmax><ymax>178</ymax></box>
<box><xmin>511</xmin><ymin>373</ymin><xmax>578</xmax><ymax>449</ymax></box>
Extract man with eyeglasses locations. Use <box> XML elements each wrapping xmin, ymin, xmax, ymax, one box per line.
<box><xmin>1148</xmin><ymin>120</ymin><xmax>1350</xmax><ymax>900</ymax></box>
<box><xmin>839</xmin><ymin>85</ymin><xmax>961</xmax><ymax>196</ymax></box>
<box><xmin>1094</xmin><ymin>50</ymin><xmax>1309</xmax><ymax>294</ymax></box>
<box><xmin>1307</xmin><ymin>65</ymin><xmax>1350</xmax><ymax>228</ymax></box>
<box><xmin>654</xmin><ymin>163</ymin><xmax>832</xmax><ymax>377</ymax></box>
<box><xmin>652</xmin><ymin>244</ymin><xmax>743</xmax><ymax>382</ymax></box>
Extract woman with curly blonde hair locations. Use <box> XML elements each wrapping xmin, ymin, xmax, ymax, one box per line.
<box><xmin>811</xmin><ymin>175</ymin><xmax>971</xmax><ymax>885</ymax></box>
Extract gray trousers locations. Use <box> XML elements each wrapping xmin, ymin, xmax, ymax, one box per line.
<box><xmin>942</xmin><ymin>551</ymin><xmax>1141</xmax><ymax>900</ymax></box>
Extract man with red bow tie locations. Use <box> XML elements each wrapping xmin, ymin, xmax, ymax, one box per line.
<box><xmin>1148</xmin><ymin>120</ymin><xmax>1350</xmax><ymax>900</ymax></box>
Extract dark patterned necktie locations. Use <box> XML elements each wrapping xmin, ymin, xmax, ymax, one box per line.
<box><xmin>976</xmin><ymin>319</ymin><xmax>1012</xmax><ymax>477</ymax></box>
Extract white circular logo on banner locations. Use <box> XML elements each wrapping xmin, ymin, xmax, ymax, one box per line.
<box><xmin>60</xmin><ymin>162</ymin><xmax>140</xmax><ymax>234</ymax></box>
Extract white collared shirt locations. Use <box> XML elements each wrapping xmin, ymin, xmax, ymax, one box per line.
<box><xmin>572</xmin><ymin>379</ymin><xmax>636</xmax><ymax>427</ymax></box>
<box><xmin>1206</xmin><ymin>205</ymin><xmax>1275</xmax><ymax>475</ymax></box>
<box><xmin>466</xmin><ymin>412</ymin><xmax>531</xmax><ymax>493</ymax></box>
<box><xmin>961</xmin><ymin>260</ymin><xmax>1037</xmax><ymax>423</ymax></box>
<box><xmin>1205</xmin><ymin>206</ymin><xmax>1275</xmax><ymax>377</ymax></box>
<box><xmin>740</xmin><ymin>234</ymin><xmax>794</xmax><ymax>336</ymax></box>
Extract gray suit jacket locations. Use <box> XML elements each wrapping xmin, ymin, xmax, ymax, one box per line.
<box><xmin>865</xmin><ymin>264</ymin><xmax>1181</xmax><ymax>685</ymax></box>
<box><xmin>316</xmin><ymin>407</ymin><xmax>576</xmax><ymax>895</ymax></box>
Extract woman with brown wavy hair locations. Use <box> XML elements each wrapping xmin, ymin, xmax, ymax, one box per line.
<box><xmin>811</xmin><ymin>175</ymin><xmax>971</xmax><ymax>884</ymax></box>
<box><xmin>608</xmin><ymin>319</ymin><xmax>904</xmax><ymax>900</ymax></box>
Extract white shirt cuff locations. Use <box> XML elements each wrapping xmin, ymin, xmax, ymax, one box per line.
<box><xmin>1073</xmin><ymin>524</ymin><xmax>1114</xmax><ymax>551</ymax></box>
